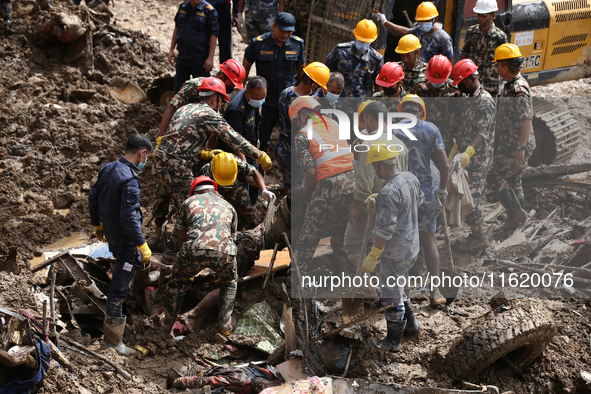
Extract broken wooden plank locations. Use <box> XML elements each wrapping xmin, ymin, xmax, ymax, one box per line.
<box><xmin>30</xmin><ymin>251</ymin><xmax>69</xmax><ymax>273</ymax></box>
<box><xmin>529</xmin><ymin>208</ymin><xmax>558</xmax><ymax>241</ymax></box>
<box><xmin>522</xmin><ymin>163</ymin><xmax>591</xmax><ymax>179</ymax></box>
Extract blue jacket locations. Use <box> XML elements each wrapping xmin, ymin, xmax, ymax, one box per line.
<box><xmin>89</xmin><ymin>157</ymin><xmax>145</xmax><ymax>253</ymax></box>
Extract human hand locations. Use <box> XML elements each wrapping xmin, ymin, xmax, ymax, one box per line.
<box><xmin>204</xmin><ymin>57</ymin><xmax>214</xmax><ymax>73</ymax></box>
<box><xmin>514</xmin><ymin>149</ymin><xmax>525</xmax><ymax>165</ymax></box>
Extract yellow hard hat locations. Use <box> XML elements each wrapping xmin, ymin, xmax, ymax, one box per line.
<box><xmin>357</xmin><ymin>99</ymin><xmax>374</xmax><ymax>128</ymax></box>
<box><xmin>395</xmin><ymin>34</ymin><xmax>422</xmax><ymax>54</ymax></box>
<box><xmin>415</xmin><ymin>2</ymin><xmax>439</xmax><ymax>21</ymax></box>
<box><xmin>211</xmin><ymin>152</ymin><xmax>238</xmax><ymax>186</ymax></box>
<box><xmin>365</xmin><ymin>141</ymin><xmax>401</xmax><ymax>165</ymax></box>
<box><xmin>398</xmin><ymin>94</ymin><xmax>426</xmax><ymax>120</ymax></box>
<box><xmin>493</xmin><ymin>43</ymin><xmax>523</xmax><ymax>62</ymax></box>
<box><xmin>303</xmin><ymin>62</ymin><xmax>330</xmax><ymax>89</ymax></box>
<box><xmin>289</xmin><ymin>96</ymin><xmax>320</xmax><ymax>120</ymax></box>
<box><xmin>353</xmin><ymin>19</ymin><xmax>378</xmax><ymax>43</ymax></box>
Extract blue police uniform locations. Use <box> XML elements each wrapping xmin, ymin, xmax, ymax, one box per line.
<box><xmin>89</xmin><ymin>157</ymin><xmax>145</xmax><ymax>317</ymax></box>
<box><xmin>407</xmin><ymin>26</ymin><xmax>454</xmax><ymax>63</ymax></box>
<box><xmin>244</xmin><ymin>31</ymin><xmax>305</xmax><ymax>151</ymax></box>
<box><xmin>207</xmin><ymin>0</ymin><xmax>237</xmax><ymax>63</ymax></box>
<box><xmin>325</xmin><ymin>41</ymin><xmax>384</xmax><ymax>98</ymax></box>
<box><xmin>220</xmin><ymin>88</ymin><xmax>262</xmax><ymax>202</ymax></box>
<box><xmin>394</xmin><ymin>119</ymin><xmax>445</xmax><ymax>233</ymax></box>
<box><xmin>173</xmin><ymin>0</ymin><xmax>220</xmax><ymax>92</ymax></box>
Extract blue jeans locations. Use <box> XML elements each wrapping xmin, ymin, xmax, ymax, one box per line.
<box><xmin>106</xmin><ymin>246</ymin><xmax>140</xmax><ymax>317</ymax></box>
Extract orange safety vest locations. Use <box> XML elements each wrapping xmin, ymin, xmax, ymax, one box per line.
<box><xmin>298</xmin><ymin>116</ymin><xmax>354</xmax><ymax>182</ymax></box>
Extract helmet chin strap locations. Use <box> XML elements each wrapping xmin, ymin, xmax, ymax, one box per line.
<box><xmin>479</xmin><ymin>14</ymin><xmax>493</xmax><ymax>27</ymax></box>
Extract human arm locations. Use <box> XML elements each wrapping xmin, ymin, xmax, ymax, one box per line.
<box><xmin>294</xmin><ymin>131</ymin><xmax>317</xmax><ymax>197</ymax></box>
<box><xmin>119</xmin><ymin>178</ymin><xmax>146</xmax><ymax>246</ymax></box>
<box><xmin>348</xmin><ymin>198</ymin><xmax>360</xmax><ymax>227</ymax></box>
<box><xmin>178</xmin><ymin>229</ymin><xmax>188</xmax><ymax>249</ymax></box>
<box><xmin>514</xmin><ymin>118</ymin><xmax>532</xmax><ymax>165</ymax></box>
<box><xmin>304</xmin><ymin>167</ymin><xmax>317</xmax><ymax>197</ymax></box>
<box><xmin>278</xmin><ymin>0</ymin><xmax>285</xmax><ymax>12</ymax></box>
<box><xmin>208</xmin><ymin>114</ymin><xmax>268</xmax><ymax>167</ymax></box>
<box><xmin>384</xmin><ymin>20</ymin><xmax>408</xmax><ymax>36</ymax></box>
<box><xmin>243</xmin><ymin>40</ymin><xmax>256</xmax><ymax>78</ymax></box>
<box><xmin>159</xmin><ymin>104</ymin><xmax>179</xmax><ymax>137</ymax></box>
<box><xmin>168</xmin><ymin>27</ymin><xmax>179</xmax><ymax>65</ymax></box>
<box><xmin>204</xmin><ymin>34</ymin><xmax>217</xmax><ymax>73</ymax></box>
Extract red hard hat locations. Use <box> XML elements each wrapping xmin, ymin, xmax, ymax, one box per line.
<box><xmin>198</xmin><ymin>77</ymin><xmax>230</xmax><ymax>102</ymax></box>
<box><xmin>427</xmin><ymin>55</ymin><xmax>452</xmax><ymax>84</ymax></box>
<box><xmin>375</xmin><ymin>62</ymin><xmax>405</xmax><ymax>87</ymax></box>
<box><xmin>220</xmin><ymin>59</ymin><xmax>246</xmax><ymax>89</ymax></box>
<box><xmin>451</xmin><ymin>59</ymin><xmax>479</xmax><ymax>86</ymax></box>
<box><xmin>190</xmin><ymin>175</ymin><xmax>218</xmax><ymax>195</ymax></box>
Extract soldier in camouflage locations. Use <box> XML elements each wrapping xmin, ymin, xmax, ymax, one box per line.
<box><xmin>161</xmin><ymin>176</ymin><xmax>239</xmax><ymax>334</ymax></box>
<box><xmin>361</xmin><ymin>141</ymin><xmax>424</xmax><ymax>352</ymax></box>
<box><xmin>451</xmin><ymin>59</ymin><xmax>496</xmax><ymax>252</ymax></box>
<box><xmin>488</xmin><ymin>44</ymin><xmax>535</xmax><ymax>230</ymax></box>
<box><xmin>460</xmin><ymin>0</ymin><xmax>508</xmax><ymax>97</ymax></box>
<box><xmin>372</xmin><ymin>62</ymin><xmax>406</xmax><ymax>114</ymax></box>
<box><xmin>394</xmin><ymin>35</ymin><xmax>428</xmax><ymax>93</ymax></box>
<box><xmin>242</xmin><ymin>0</ymin><xmax>285</xmax><ymax>40</ymax></box>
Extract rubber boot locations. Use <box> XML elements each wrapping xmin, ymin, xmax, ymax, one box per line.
<box><xmin>147</xmin><ymin>227</ymin><xmax>164</xmax><ymax>252</ymax></box>
<box><xmin>497</xmin><ymin>188</ymin><xmax>527</xmax><ymax>231</ymax></box>
<box><xmin>161</xmin><ymin>290</ymin><xmax>184</xmax><ymax>333</ymax></box>
<box><xmin>102</xmin><ymin>315</ymin><xmax>137</xmax><ymax>356</ymax></box>
<box><xmin>429</xmin><ymin>287</ymin><xmax>446</xmax><ymax>306</ymax></box>
<box><xmin>132</xmin><ymin>262</ymin><xmax>151</xmax><ymax>293</ymax></box>
<box><xmin>403</xmin><ymin>301</ymin><xmax>421</xmax><ymax>334</ymax></box>
<box><xmin>456</xmin><ymin>225</ymin><xmax>490</xmax><ymax>253</ymax></box>
<box><xmin>218</xmin><ymin>282</ymin><xmax>237</xmax><ymax>334</ymax></box>
<box><xmin>370</xmin><ymin>320</ymin><xmax>406</xmax><ymax>351</ymax></box>
<box><xmin>1</xmin><ymin>3</ymin><xmax>12</xmax><ymax>28</ymax></box>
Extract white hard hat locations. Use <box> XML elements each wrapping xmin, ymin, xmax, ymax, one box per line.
<box><xmin>473</xmin><ymin>0</ymin><xmax>498</xmax><ymax>13</ymax></box>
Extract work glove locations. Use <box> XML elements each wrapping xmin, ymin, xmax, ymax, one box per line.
<box><xmin>153</xmin><ymin>136</ymin><xmax>162</xmax><ymax>160</ymax></box>
<box><xmin>447</xmin><ymin>143</ymin><xmax>458</xmax><ymax>163</ymax></box>
<box><xmin>456</xmin><ymin>145</ymin><xmax>475</xmax><ymax>168</ymax></box>
<box><xmin>94</xmin><ymin>224</ymin><xmax>106</xmax><ymax>242</ymax></box>
<box><xmin>365</xmin><ymin>193</ymin><xmax>379</xmax><ymax>207</ymax></box>
<box><xmin>434</xmin><ymin>188</ymin><xmax>447</xmax><ymax>199</ymax></box>
<box><xmin>362</xmin><ymin>245</ymin><xmax>384</xmax><ymax>274</ymax></box>
<box><xmin>375</xmin><ymin>12</ymin><xmax>387</xmax><ymax>25</ymax></box>
<box><xmin>237</xmin><ymin>13</ymin><xmax>243</xmax><ymax>25</ymax></box>
<box><xmin>261</xmin><ymin>189</ymin><xmax>276</xmax><ymax>202</ymax></box>
<box><xmin>257</xmin><ymin>152</ymin><xmax>272</xmax><ymax>171</ymax></box>
<box><xmin>200</xmin><ymin>148</ymin><xmax>224</xmax><ymax>161</ymax></box>
<box><xmin>137</xmin><ymin>242</ymin><xmax>152</xmax><ymax>264</ymax></box>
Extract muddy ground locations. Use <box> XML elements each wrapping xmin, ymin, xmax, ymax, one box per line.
<box><xmin>1</xmin><ymin>0</ymin><xmax>591</xmax><ymax>392</ymax></box>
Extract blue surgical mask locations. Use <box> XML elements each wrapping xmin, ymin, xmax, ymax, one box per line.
<box><xmin>354</xmin><ymin>39</ymin><xmax>371</xmax><ymax>53</ymax></box>
<box><xmin>325</xmin><ymin>91</ymin><xmax>340</xmax><ymax>103</ymax></box>
<box><xmin>431</xmin><ymin>82</ymin><xmax>445</xmax><ymax>88</ymax></box>
<box><xmin>137</xmin><ymin>153</ymin><xmax>148</xmax><ymax>170</ymax></box>
<box><xmin>419</xmin><ymin>22</ymin><xmax>433</xmax><ymax>32</ymax></box>
<box><xmin>248</xmin><ymin>98</ymin><xmax>265</xmax><ymax>108</ymax></box>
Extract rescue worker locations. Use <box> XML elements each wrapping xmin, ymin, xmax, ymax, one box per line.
<box><xmin>88</xmin><ymin>135</ymin><xmax>154</xmax><ymax>356</ymax></box>
<box><xmin>460</xmin><ymin>0</ymin><xmax>508</xmax><ymax>97</ymax></box>
<box><xmin>200</xmin><ymin>151</ymin><xmax>275</xmax><ymax>229</ymax></box>
<box><xmin>372</xmin><ymin>62</ymin><xmax>406</xmax><ymax>112</ymax></box>
<box><xmin>291</xmin><ymin>96</ymin><xmax>355</xmax><ymax>278</ymax></box>
<box><xmin>239</xmin><ymin>0</ymin><xmax>285</xmax><ymax>40</ymax></box>
<box><xmin>276</xmin><ymin>62</ymin><xmax>330</xmax><ymax>191</ymax></box>
<box><xmin>161</xmin><ymin>176</ymin><xmax>239</xmax><ymax>335</ymax></box>
<box><xmin>362</xmin><ymin>141</ymin><xmax>424</xmax><ymax>351</ymax></box>
<box><xmin>154</xmin><ymin>77</ymin><xmax>272</xmax><ymax>251</ymax></box>
<box><xmin>393</xmin><ymin>95</ymin><xmax>449</xmax><ymax>306</ymax></box>
<box><xmin>219</xmin><ymin>76</ymin><xmax>267</xmax><ymax>203</ymax></box>
<box><xmin>151</xmin><ymin>60</ymin><xmax>247</xmax><ymax>251</ymax></box>
<box><xmin>326</xmin><ymin>19</ymin><xmax>384</xmax><ymax>98</ymax></box>
<box><xmin>488</xmin><ymin>43</ymin><xmax>535</xmax><ymax>230</ymax></box>
<box><xmin>451</xmin><ymin>59</ymin><xmax>496</xmax><ymax>251</ymax></box>
<box><xmin>395</xmin><ymin>34</ymin><xmax>428</xmax><ymax>93</ymax></box>
<box><xmin>376</xmin><ymin>2</ymin><xmax>453</xmax><ymax>62</ymax></box>
<box><xmin>243</xmin><ymin>12</ymin><xmax>306</xmax><ymax>153</ymax></box>
<box><xmin>168</xmin><ymin>0</ymin><xmax>219</xmax><ymax>93</ymax></box>
<box><xmin>346</xmin><ymin>101</ymin><xmax>408</xmax><ymax>276</ymax></box>
<box><xmin>312</xmin><ymin>71</ymin><xmax>345</xmax><ymax>123</ymax></box>
<box><xmin>411</xmin><ymin>55</ymin><xmax>464</xmax><ymax>152</ymax></box>
<box><xmin>209</xmin><ymin>0</ymin><xmax>235</xmax><ymax>63</ymax></box>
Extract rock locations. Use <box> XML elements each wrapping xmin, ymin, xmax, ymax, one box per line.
<box><xmin>8</xmin><ymin>142</ymin><xmax>30</xmax><ymax>157</ymax></box>
<box><xmin>213</xmin><ymin>333</ymin><xmax>228</xmax><ymax>344</ymax></box>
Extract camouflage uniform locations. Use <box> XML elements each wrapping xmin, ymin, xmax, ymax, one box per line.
<box><xmin>487</xmin><ymin>74</ymin><xmax>535</xmax><ymax>201</ymax></box>
<box><xmin>410</xmin><ymin>80</ymin><xmax>465</xmax><ymax>151</ymax></box>
<box><xmin>165</xmin><ymin>192</ymin><xmax>238</xmax><ymax>330</ymax></box>
<box><xmin>275</xmin><ymin>86</ymin><xmax>300</xmax><ymax>189</ymax></box>
<box><xmin>462</xmin><ymin>23</ymin><xmax>508</xmax><ymax>97</ymax></box>
<box><xmin>371</xmin><ymin>87</ymin><xmax>407</xmax><ymax>113</ymax></box>
<box><xmin>375</xmin><ymin>172</ymin><xmax>424</xmax><ymax>322</ymax></box>
<box><xmin>399</xmin><ymin>60</ymin><xmax>427</xmax><ymax>93</ymax></box>
<box><xmin>200</xmin><ymin>158</ymin><xmax>259</xmax><ymax>230</ymax></box>
<box><xmin>457</xmin><ymin>86</ymin><xmax>496</xmax><ymax>226</ymax></box>
<box><xmin>154</xmin><ymin>102</ymin><xmax>262</xmax><ymax>220</ymax></box>
<box><xmin>407</xmin><ymin>26</ymin><xmax>454</xmax><ymax>63</ymax></box>
<box><xmin>285</xmin><ymin>0</ymin><xmax>309</xmax><ymax>37</ymax></box>
<box><xmin>326</xmin><ymin>41</ymin><xmax>384</xmax><ymax>98</ymax></box>
<box><xmin>244</xmin><ymin>0</ymin><xmax>279</xmax><ymax>40</ymax></box>
<box><xmin>293</xmin><ymin>131</ymin><xmax>355</xmax><ymax>273</ymax></box>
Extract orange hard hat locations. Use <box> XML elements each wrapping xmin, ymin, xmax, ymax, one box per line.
<box><xmin>220</xmin><ymin>59</ymin><xmax>246</xmax><ymax>89</ymax></box>
<box><xmin>198</xmin><ymin>77</ymin><xmax>230</xmax><ymax>102</ymax></box>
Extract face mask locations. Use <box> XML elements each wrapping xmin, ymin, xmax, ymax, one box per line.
<box><xmin>373</xmin><ymin>165</ymin><xmax>383</xmax><ymax>180</ymax></box>
<box><xmin>419</xmin><ymin>22</ymin><xmax>433</xmax><ymax>32</ymax></box>
<box><xmin>249</xmin><ymin>98</ymin><xmax>265</xmax><ymax>108</ymax></box>
<box><xmin>354</xmin><ymin>39</ymin><xmax>371</xmax><ymax>53</ymax></box>
<box><xmin>325</xmin><ymin>91</ymin><xmax>340</xmax><ymax>103</ymax></box>
<box><xmin>430</xmin><ymin>82</ymin><xmax>445</xmax><ymax>89</ymax></box>
<box><xmin>383</xmin><ymin>86</ymin><xmax>399</xmax><ymax>96</ymax></box>
<box><xmin>137</xmin><ymin>152</ymin><xmax>148</xmax><ymax>170</ymax></box>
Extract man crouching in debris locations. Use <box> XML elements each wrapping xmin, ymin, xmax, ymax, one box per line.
<box><xmin>88</xmin><ymin>134</ymin><xmax>154</xmax><ymax>356</ymax></box>
<box><xmin>362</xmin><ymin>141</ymin><xmax>423</xmax><ymax>352</ymax></box>
<box><xmin>160</xmin><ymin>175</ymin><xmax>239</xmax><ymax>335</ymax></box>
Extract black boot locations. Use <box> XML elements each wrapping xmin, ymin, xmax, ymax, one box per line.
<box><xmin>497</xmin><ymin>188</ymin><xmax>527</xmax><ymax>231</ymax></box>
<box><xmin>218</xmin><ymin>281</ymin><xmax>237</xmax><ymax>334</ymax></box>
<box><xmin>404</xmin><ymin>301</ymin><xmax>421</xmax><ymax>334</ymax></box>
<box><xmin>370</xmin><ymin>320</ymin><xmax>406</xmax><ymax>351</ymax></box>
